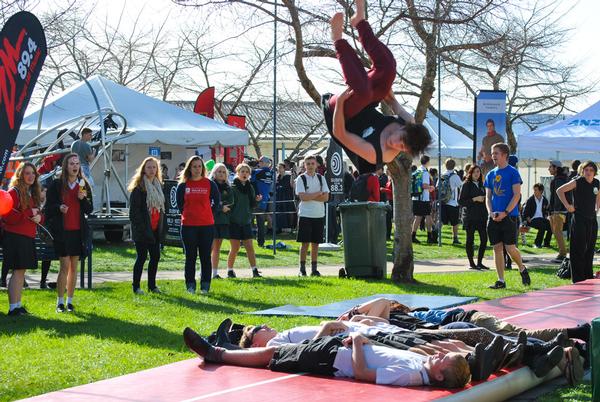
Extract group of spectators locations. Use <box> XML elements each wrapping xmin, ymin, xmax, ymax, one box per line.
<box><xmin>410</xmin><ymin>146</ymin><xmax>599</xmax><ymax>288</ymax></box>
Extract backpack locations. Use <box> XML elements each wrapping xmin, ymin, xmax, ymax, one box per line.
<box><xmin>556</xmin><ymin>258</ymin><xmax>571</xmax><ymax>279</ymax></box>
<box><xmin>299</xmin><ymin>173</ymin><xmax>324</xmax><ymax>193</ymax></box>
<box><xmin>350</xmin><ymin>173</ymin><xmax>372</xmax><ymax>202</ymax></box>
<box><xmin>438</xmin><ymin>172</ymin><xmax>455</xmax><ymax>204</ymax></box>
<box><xmin>411</xmin><ymin>169</ymin><xmax>424</xmax><ymax>197</ymax></box>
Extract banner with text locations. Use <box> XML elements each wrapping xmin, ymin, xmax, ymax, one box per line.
<box><xmin>325</xmin><ymin>138</ymin><xmax>344</xmax><ymax>203</ymax></box>
<box><xmin>473</xmin><ymin>90</ymin><xmax>506</xmax><ymax>170</ymax></box>
<box><xmin>0</xmin><ymin>11</ymin><xmax>47</xmax><ymax>179</ymax></box>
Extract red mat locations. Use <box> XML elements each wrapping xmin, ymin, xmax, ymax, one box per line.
<box><xmin>21</xmin><ymin>279</ymin><xmax>600</xmax><ymax>402</ymax></box>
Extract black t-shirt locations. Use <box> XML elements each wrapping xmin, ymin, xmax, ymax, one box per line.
<box><xmin>322</xmin><ymin>94</ymin><xmax>404</xmax><ymax>174</ymax></box>
<box><xmin>573</xmin><ymin>176</ymin><xmax>599</xmax><ymax>220</ymax></box>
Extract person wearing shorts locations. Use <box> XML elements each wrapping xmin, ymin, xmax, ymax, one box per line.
<box><xmin>412</xmin><ymin>156</ymin><xmax>434</xmax><ymax>243</ymax></box>
<box><xmin>227</xmin><ymin>163</ymin><xmax>262</xmax><ymax>279</ymax></box>
<box><xmin>295</xmin><ymin>156</ymin><xmax>329</xmax><ymax>277</ymax></box>
<box><xmin>484</xmin><ymin>143</ymin><xmax>530</xmax><ymax>289</ymax></box>
<box><xmin>209</xmin><ymin>163</ymin><xmax>233</xmax><ymax>279</ymax></box>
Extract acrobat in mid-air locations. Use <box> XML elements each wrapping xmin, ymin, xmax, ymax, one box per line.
<box><xmin>322</xmin><ymin>0</ymin><xmax>432</xmax><ymax>173</ymax></box>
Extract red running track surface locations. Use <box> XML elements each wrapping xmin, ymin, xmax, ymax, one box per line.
<box><xmin>21</xmin><ymin>279</ymin><xmax>600</xmax><ymax>402</ymax></box>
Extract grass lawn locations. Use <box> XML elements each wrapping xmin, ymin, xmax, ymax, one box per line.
<box><xmin>0</xmin><ymin>267</ymin><xmax>591</xmax><ymax>401</ymax></box>
<box><xmin>38</xmin><ymin>225</ymin><xmax>572</xmax><ymax>273</ymax></box>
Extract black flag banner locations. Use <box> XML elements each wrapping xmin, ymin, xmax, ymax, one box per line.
<box><xmin>325</xmin><ymin>137</ymin><xmax>344</xmax><ymax>199</ymax></box>
<box><xmin>0</xmin><ymin>11</ymin><xmax>47</xmax><ymax>179</ymax></box>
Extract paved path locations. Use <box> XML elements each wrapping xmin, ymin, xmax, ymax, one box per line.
<box><xmin>19</xmin><ymin>253</ymin><xmax>589</xmax><ymax>287</ymax></box>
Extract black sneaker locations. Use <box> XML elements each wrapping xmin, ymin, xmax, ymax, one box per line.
<box><xmin>67</xmin><ymin>303</ymin><xmax>75</xmax><ymax>312</ymax></box>
<box><xmin>183</xmin><ymin>327</ymin><xmax>218</xmax><ymax>362</ymax></box>
<box><xmin>489</xmin><ymin>280</ymin><xmax>506</xmax><ymax>289</ymax></box>
<box><xmin>149</xmin><ymin>287</ymin><xmax>162</xmax><ymax>294</ymax></box>
<box><xmin>56</xmin><ymin>303</ymin><xmax>66</xmax><ymax>313</ymax></box>
<box><xmin>227</xmin><ymin>270</ymin><xmax>237</xmax><ymax>279</ymax></box>
<box><xmin>18</xmin><ymin>306</ymin><xmax>29</xmax><ymax>315</ymax></box>
<box><xmin>520</xmin><ymin>268</ymin><xmax>531</xmax><ymax>286</ymax></box>
<box><xmin>310</xmin><ymin>270</ymin><xmax>321</xmax><ymax>277</ymax></box>
<box><xmin>7</xmin><ymin>308</ymin><xmax>24</xmax><ymax>316</ymax></box>
<box><xmin>252</xmin><ymin>268</ymin><xmax>262</xmax><ymax>278</ymax></box>
<box><xmin>212</xmin><ymin>274</ymin><xmax>223</xmax><ymax>280</ymax></box>
<box><xmin>298</xmin><ymin>268</ymin><xmax>307</xmax><ymax>277</ymax></box>
<box><xmin>469</xmin><ymin>264</ymin><xmax>481</xmax><ymax>270</ymax></box>
<box><xmin>477</xmin><ymin>263</ymin><xmax>490</xmax><ymax>270</ymax></box>
<box><xmin>40</xmin><ymin>281</ymin><xmax>48</xmax><ymax>289</ymax></box>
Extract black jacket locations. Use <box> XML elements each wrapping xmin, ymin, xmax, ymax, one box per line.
<box><xmin>522</xmin><ymin>195</ymin><xmax>549</xmax><ymax>222</ymax></box>
<box><xmin>129</xmin><ymin>187</ymin><xmax>167</xmax><ymax>244</ymax></box>
<box><xmin>549</xmin><ymin>172</ymin><xmax>570</xmax><ymax>213</ymax></box>
<box><xmin>44</xmin><ymin>178</ymin><xmax>93</xmax><ymax>255</ymax></box>
<box><xmin>458</xmin><ymin>180</ymin><xmax>487</xmax><ymax>223</ymax></box>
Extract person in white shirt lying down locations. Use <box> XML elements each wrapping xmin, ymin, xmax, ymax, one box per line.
<box><xmin>183</xmin><ymin>328</ymin><xmax>472</xmax><ymax>389</ymax></box>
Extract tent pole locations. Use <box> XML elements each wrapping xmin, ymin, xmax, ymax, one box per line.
<box><xmin>271</xmin><ymin>0</ymin><xmax>278</xmax><ymax>255</ymax></box>
<box><xmin>437</xmin><ymin>34</ymin><xmax>442</xmax><ymax>247</ymax></box>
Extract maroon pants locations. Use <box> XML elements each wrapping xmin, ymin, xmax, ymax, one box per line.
<box><xmin>328</xmin><ymin>20</ymin><xmax>397</xmax><ymax>119</ymax></box>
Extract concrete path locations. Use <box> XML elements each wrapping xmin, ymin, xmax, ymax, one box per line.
<box><xmin>18</xmin><ymin>253</ymin><xmax>588</xmax><ymax>288</ymax></box>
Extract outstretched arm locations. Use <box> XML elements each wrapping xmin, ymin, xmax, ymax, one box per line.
<box><xmin>382</xmin><ymin>90</ymin><xmax>415</xmax><ymax>124</ymax></box>
<box><xmin>333</xmin><ymin>88</ymin><xmax>377</xmax><ymax>164</ymax></box>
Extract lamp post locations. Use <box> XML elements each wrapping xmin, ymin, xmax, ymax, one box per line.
<box><xmin>271</xmin><ymin>0</ymin><xmax>278</xmax><ymax>254</ymax></box>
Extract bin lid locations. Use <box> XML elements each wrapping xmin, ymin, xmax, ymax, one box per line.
<box><xmin>338</xmin><ymin>201</ymin><xmax>388</xmax><ymax>209</ymax></box>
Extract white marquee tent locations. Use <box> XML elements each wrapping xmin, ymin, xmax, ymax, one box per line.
<box><xmin>17</xmin><ymin>75</ymin><xmax>248</xmax><ymax>203</ymax></box>
<box><xmin>517</xmin><ymin>99</ymin><xmax>600</xmax><ymax>157</ymax></box>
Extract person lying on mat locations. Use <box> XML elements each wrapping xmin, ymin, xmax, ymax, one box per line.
<box><xmin>338</xmin><ymin>297</ymin><xmax>592</xmax><ymax>344</ymax></box>
<box><xmin>209</xmin><ymin>318</ymin><xmax>569</xmax><ymax>382</ymax></box>
<box><xmin>184</xmin><ymin>328</ymin><xmax>471</xmax><ymax>389</ymax></box>
<box><xmin>322</xmin><ymin>0</ymin><xmax>431</xmax><ymax>174</ymax></box>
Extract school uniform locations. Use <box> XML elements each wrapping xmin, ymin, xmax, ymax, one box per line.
<box><xmin>569</xmin><ymin>176</ymin><xmax>599</xmax><ymax>283</ymax></box>
<box><xmin>2</xmin><ymin>188</ymin><xmax>40</xmax><ymax>270</ymax></box>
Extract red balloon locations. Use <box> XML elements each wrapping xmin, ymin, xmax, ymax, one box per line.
<box><xmin>0</xmin><ymin>190</ymin><xmax>14</xmax><ymax>216</ymax></box>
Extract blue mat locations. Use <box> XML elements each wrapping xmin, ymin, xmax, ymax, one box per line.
<box><xmin>248</xmin><ymin>294</ymin><xmax>478</xmax><ymax>317</ymax></box>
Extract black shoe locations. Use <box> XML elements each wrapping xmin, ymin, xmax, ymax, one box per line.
<box><xmin>427</xmin><ymin>232</ymin><xmax>436</xmax><ymax>244</ymax></box>
<box><xmin>338</xmin><ymin>268</ymin><xmax>347</xmax><ymax>278</ymax></box>
<box><xmin>215</xmin><ymin>318</ymin><xmax>233</xmax><ymax>347</ymax></box>
<box><xmin>133</xmin><ymin>288</ymin><xmax>145</xmax><ymax>295</ymax></box>
<box><xmin>504</xmin><ymin>344</ymin><xmax>525</xmax><ymax>368</ymax></box>
<box><xmin>453</xmin><ymin>238</ymin><xmax>461</xmax><ymax>245</ymax></box>
<box><xmin>531</xmin><ymin>346</ymin><xmax>564</xmax><ymax>378</ymax></box>
<box><xmin>489</xmin><ymin>280</ymin><xmax>506</xmax><ymax>289</ymax></box>
<box><xmin>186</xmin><ymin>286</ymin><xmax>196</xmax><ymax>294</ymax></box>
<box><xmin>477</xmin><ymin>263</ymin><xmax>490</xmax><ymax>270</ymax></box>
<box><xmin>468</xmin><ymin>343</ymin><xmax>490</xmax><ymax>381</ymax></box>
<box><xmin>252</xmin><ymin>268</ymin><xmax>262</xmax><ymax>278</ymax></box>
<box><xmin>47</xmin><ymin>282</ymin><xmax>57</xmax><ymax>289</ymax></box>
<box><xmin>67</xmin><ymin>303</ymin><xmax>74</xmax><ymax>312</ymax></box>
<box><xmin>149</xmin><ymin>287</ymin><xmax>162</xmax><ymax>294</ymax></box>
<box><xmin>40</xmin><ymin>281</ymin><xmax>48</xmax><ymax>289</ymax></box>
<box><xmin>520</xmin><ymin>268</ymin><xmax>531</xmax><ymax>286</ymax></box>
<box><xmin>7</xmin><ymin>308</ymin><xmax>25</xmax><ymax>316</ymax></box>
<box><xmin>310</xmin><ymin>270</ymin><xmax>321</xmax><ymax>277</ymax></box>
<box><xmin>412</xmin><ymin>233</ymin><xmax>420</xmax><ymax>244</ymax></box>
<box><xmin>469</xmin><ymin>264</ymin><xmax>481</xmax><ymax>270</ymax></box>
<box><xmin>227</xmin><ymin>270</ymin><xmax>237</xmax><ymax>279</ymax></box>
<box><xmin>298</xmin><ymin>268</ymin><xmax>307</xmax><ymax>277</ymax></box>
<box><xmin>23</xmin><ymin>280</ymin><xmax>29</xmax><ymax>289</ymax></box>
<box><xmin>212</xmin><ymin>274</ymin><xmax>223</xmax><ymax>280</ymax></box>
<box><xmin>56</xmin><ymin>303</ymin><xmax>66</xmax><ymax>313</ymax></box>
<box><xmin>486</xmin><ymin>336</ymin><xmax>507</xmax><ymax>372</ymax></box>
<box><xmin>183</xmin><ymin>327</ymin><xmax>219</xmax><ymax>362</ymax></box>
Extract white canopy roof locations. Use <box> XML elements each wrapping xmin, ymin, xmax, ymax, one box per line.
<box><xmin>518</xmin><ymin>99</ymin><xmax>600</xmax><ymax>155</ymax></box>
<box><xmin>17</xmin><ymin>75</ymin><xmax>248</xmax><ymax>146</ymax></box>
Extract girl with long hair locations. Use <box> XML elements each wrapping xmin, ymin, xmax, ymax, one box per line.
<box><xmin>227</xmin><ymin>163</ymin><xmax>262</xmax><ymax>278</ymax></box>
<box><xmin>3</xmin><ymin>162</ymin><xmax>42</xmax><ymax>315</ymax></box>
<box><xmin>128</xmin><ymin>157</ymin><xmax>166</xmax><ymax>294</ymax></box>
<box><xmin>176</xmin><ymin>156</ymin><xmax>220</xmax><ymax>294</ymax></box>
<box><xmin>45</xmin><ymin>153</ymin><xmax>93</xmax><ymax>313</ymax></box>
<box><xmin>459</xmin><ymin>165</ymin><xmax>489</xmax><ymax>270</ymax></box>
<box><xmin>208</xmin><ymin>163</ymin><xmax>233</xmax><ymax>279</ymax></box>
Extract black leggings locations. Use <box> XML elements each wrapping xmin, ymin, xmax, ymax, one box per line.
<box><xmin>133</xmin><ymin>233</ymin><xmax>160</xmax><ymax>290</ymax></box>
<box><xmin>181</xmin><ymin>225</ymin><xmax>214</xmax><ymax>291</ymax></box>
<box><xmin>465</xmin><ymin>221</ymin><xmax>487</xmax><ymax>266</ymax></box>
<box><xmin>41</xmin><ymin>260</ymin><xmax>51</xmax><ymax>283</ymax></box>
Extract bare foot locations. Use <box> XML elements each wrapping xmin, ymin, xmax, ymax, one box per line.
<box><xmin>331</xmin><ymin>12</ymin><xmax>344</xmax><ymax>41</ymax></box>
<box><xmin>350</xmin><ymin>0</ymin><xmax>366</xmax><ymax>28</ymax></box>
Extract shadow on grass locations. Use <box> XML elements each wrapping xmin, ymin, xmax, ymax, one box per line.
<box><xmin>1</xmin><ymin>312</ymin><xmax>184</xmax><ymax>351</ymax></box>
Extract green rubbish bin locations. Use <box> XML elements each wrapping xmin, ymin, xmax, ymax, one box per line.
<box><xmin>339</xmin><ymin>202</ymin><xmax>388</xmax><ymax>278</ymax></box>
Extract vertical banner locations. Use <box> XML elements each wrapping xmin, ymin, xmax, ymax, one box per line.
<box><xmin>163</xmin><ymin>179</ymin><xmax>181</xmax><ymax>245</ymax></box>
<box><xmin>0</xmin><ymin>11</ymin><xmax>47</xmax><ymax>179</ymax></box>
<box><xmin>226</xmin><ymin>115</ymin><xmax>246</xmax><ymax>166</ymax></box>
<box><xmin>193</xmin><ymin>87</ymin><xmax>215</xmax><ymax>118</ymax></box>
<box><xmin>325</xmin><ymin>138</ymin><xmax>344</xmax><ymax>201</ymax></box>
<box><xmin>473</xmin><ymin>90</ymin><xmax>506</xmax><ymax>175</ymax></box>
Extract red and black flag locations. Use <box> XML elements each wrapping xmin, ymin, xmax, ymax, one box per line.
<box><xmin>0</xmin><ymin>11</ymin><xmax>47</xmax><ymax>179</ymax></box>
<box><xmin>193</xmin><ymin>86</ymin><xmax>215</xmax><ymax>119</ymax></box>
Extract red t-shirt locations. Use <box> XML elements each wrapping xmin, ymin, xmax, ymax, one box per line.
<box><xmin>367</xmin><ymin>174</ymin><xmax>380</xmax><ymax>202</ymax></box>
<box><xmin>3</xmin><ymin>188</ymin><xmax>38</xmax><ymax>238</ymax></box>
<box><xmin>150</xmin><ymin>208</ymin><xmax>160</xmax><ymax>231</ymax></box>
<box><xmin>181</xmin><ymin>179</ymin><xmax>214</xmax><ymax>226</ymax></box>
<box><xmin>63</xmin><ymin>185</ymin><xmax>81</xmax><ymax>230</ymax></box>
